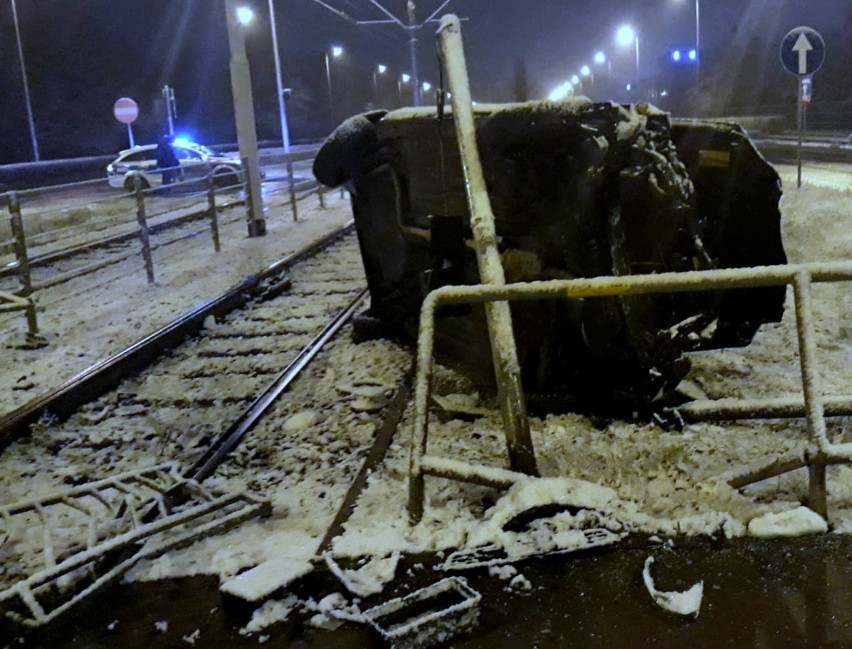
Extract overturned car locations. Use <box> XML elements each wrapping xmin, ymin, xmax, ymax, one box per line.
<box><xmin>314</xmin><ymin>100</ymin><xmax>786</xmax><ymax>413</ymax></box>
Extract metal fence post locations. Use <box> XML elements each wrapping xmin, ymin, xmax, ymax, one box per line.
<box><xmin>133</xmin><ymin>177</ymin><xmax>155</xmax><ymax>284</ymax></box>
<box><xmin>287</xmin><ymin>161</ymin><xmax>298</xmax><ymax>222</ymax></box>
<box><xmin>8</xmin><ymin>192</ymin><xmax>33</xmax><ymax>296</ymax></box>
<box><xmin>318</xmin><ymin>185</ymin><xmax>326</xmax><ymax>208</ymax></box>
<box><xmin>207</xmin><ymin>162</ymin><xmax>221</xmax><ymax>252</ymax></box>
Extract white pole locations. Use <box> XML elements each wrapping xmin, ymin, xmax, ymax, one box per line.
<box><xmin>127</xmin><ymin>123</ymin><xmax>135</xmax><ymax>148</ymax></box>
<box><xmin>224</xmin><ymin>0</ymin><xmax>266</xmax><ymax>236</ymax></box>
<box><xmin>268</xmin><ymin>0</ymin><xmax>291</xmax><ymax>152</ymax></box>
<box><xmin>11</xmin><ymin>0</ymin><xmax>39</xmax><ymax>161</ymax></box>
<box><xmin>695</xmin><ymin>0</ymin><xmax>701</xmax><ymax>83</ymax></box>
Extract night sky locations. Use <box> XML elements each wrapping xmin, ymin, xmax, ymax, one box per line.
<box><xmin>0</xmin><ymin>0</ymin><xmax>850</xmax><ymax>164</ymax></box>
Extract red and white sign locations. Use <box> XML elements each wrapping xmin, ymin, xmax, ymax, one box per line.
<box><xmin>113</xmin><ymin>97</ymin><xmax>139</xmax><ymax>124</ymax></box>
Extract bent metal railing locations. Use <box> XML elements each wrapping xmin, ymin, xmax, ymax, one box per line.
<box><xmin>408</xmin><ymin>260</ymin><xmax>852</xmax><ymax>526</ymax></box>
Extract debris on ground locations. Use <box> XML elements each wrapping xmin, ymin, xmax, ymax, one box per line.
<box><xmin>362</xmin><ymin>576</ymin><xmax>481</xmax><ymax>649</ymax></box>
<box><xmin>642</xmin><ymin>556</ymin><xmax>703</xmax><ymax>618</ymax></box>
<box><xmin>747</xmin><ymin>506</ymin><xmax>828</xmax><ymax>538</ymax></box>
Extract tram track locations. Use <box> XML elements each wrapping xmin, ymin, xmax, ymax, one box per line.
<box><xmin>0</xmin><ymin>222</ymin><xmax>416</xmax><ymax>625</ymax></box>
<box><xmin>0</xmin><ymin>222</ymin><xmax>355</xmax><ymax>448</ymax></box>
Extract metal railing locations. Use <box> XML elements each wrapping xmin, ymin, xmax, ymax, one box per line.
<box><xmin>0</xmin><ymin>149</ymin><xmax>328</xmax><ymax>342</ymax></box>
<box><xmin>408</xmin><ymin>261</ymin><xmax>852</xmax><ymax>526</ymax></box>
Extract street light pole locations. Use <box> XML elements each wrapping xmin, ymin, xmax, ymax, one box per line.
<box><xmin>695</xmin><ymin>0</ymin><xmax>700</xmax><ymax>82</ymax></box>
<box><xmin>406</xmin><ymin>1</ymin><xmax>421</xmax><ymax>107</ymax></box>
<box><xmin>10</xmin><ymin>0</ymin><xmax>39</xmax><ymax>161</ymax></box>
<box><xmin>267</xmin><ymin>0</ymin><xmax>291</xmax><ymax>152</ymax></box>
<box><xmin>225</xmin><ymin>0</ymin><xmax>265</xmax><ymax>236</ymax></box>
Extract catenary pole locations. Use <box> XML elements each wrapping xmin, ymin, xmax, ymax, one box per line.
<box><xmin>10</xmin><ymin>0</ymin><xmax>39</xmax><ymax>161</ymax></box>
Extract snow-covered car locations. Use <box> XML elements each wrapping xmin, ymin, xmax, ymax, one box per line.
<box><xmin>106</xmin><ymin>140</ymin><xmax>244</xmax><ymax>192</ymax></box>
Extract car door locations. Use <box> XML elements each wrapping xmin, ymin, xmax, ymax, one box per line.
<box><xmin>174</xmin><ymin>146</ymin><xmax>206</xmax><ymax>182</ymax></box>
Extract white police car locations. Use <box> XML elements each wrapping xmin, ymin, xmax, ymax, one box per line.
<box><xmin>106</xmin><ymin>139</ymin><xmax>244</xmax><ymax>191</ymax></box>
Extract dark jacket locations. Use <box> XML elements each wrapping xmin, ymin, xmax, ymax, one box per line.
<box><xmin>156</xmin><ymin>136</ymin><xmax>179</xmax><ymax>169</ymax></box>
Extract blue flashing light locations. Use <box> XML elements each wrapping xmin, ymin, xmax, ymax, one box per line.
<box><xmin>173</xmin><ymin>136</ymin><xmax>193</xmax><ymax>148</ymax></box>
<box><xmin>688</xmin><ymin>49</ymin><xmax>697</xmax><ymax>61</ymax></box>
<box><xmin>672</xmin><ymin>50</ymin><xmax>681</xmax><ymax>62</ymax></box>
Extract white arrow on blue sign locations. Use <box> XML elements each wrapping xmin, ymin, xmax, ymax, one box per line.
<box><xmin>780</xmin><ymin>26</ymin><xmax>825</xmax><ymax>76</ymax></box>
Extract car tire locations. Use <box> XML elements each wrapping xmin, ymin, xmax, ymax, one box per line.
<box><xmin>124</xmin><ymin>174</ymin><xmax>150</xmax><ymax>193</ymax></box>
<box><xmin>212</xmin><ymin>165</ymin><xmax>240</xmax><ymax>188</ymax></box>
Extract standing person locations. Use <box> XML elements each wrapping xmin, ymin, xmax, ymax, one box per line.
<box><xmin>156</xmin><ymin>134</ymin><xmax>179</xmax><ymax>187</ymax></box>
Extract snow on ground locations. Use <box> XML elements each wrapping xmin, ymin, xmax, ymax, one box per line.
<box><xmin>1</xmin><ymin>161</ymin><xmax>851</xmax><ymax>623</ymax></box>
<box><xmin>0</xmin><ymin>188</ymin><xmax>353</xmax><ymax>414</ymax></box>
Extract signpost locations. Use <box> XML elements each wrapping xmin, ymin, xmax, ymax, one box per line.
<box><xmin>780</xmin><ymin>26</ymin><xmax>825</xmax><ymax>188</ymax></box>
<box><xmin>113</xmin><ymin>97</ymin><xmax>139</xmax><ymax>148</ymax></box>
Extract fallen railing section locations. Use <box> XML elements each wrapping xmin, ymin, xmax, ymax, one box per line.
<box><xmin>0</xmin><ymin>463</ymin><xmax>270</xmax><ymax>628</ymax></box>
<box><xmin>408</xmin><ymin>260</ymin><xmax>852</xmax><ymax>525</ymax></box>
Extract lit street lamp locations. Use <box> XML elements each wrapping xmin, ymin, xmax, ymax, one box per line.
<box><xmin>580</xmin><ymin>64</ymin><xmax>593</xmax><ymax>84</ymax></box>
<box><xmin>594</xmin><ymin>50</ymin><xmax>612</xmax><ymax>78</ymax></box>
<box><xmin>373</xmin><ymin>63</ymin><xmax>387</xmax><ymax>102</ymax></box>
<box><xmin>10</xmin><ymin>0</ymin><xmax>39</xmax><ymax>161</ymax></box>
<box><xmin>548</xmin><ymin>81</ymin><xmax>574</xmax><ymax>102</ymax></box>
<box><xmin>615</xmin><ymin>24</ymin><xmax>640</xmax><ymax>77</ymax></box>
<box><xmin>325</xmin><ymin>45</ymin><xmax>344</xmax><ymax>126</ymax></box>
<box><xmin>398</xmin><ymin>73</ymin><xmax>411</xmax><ymax>104</ymax></box>
<box><xmin>236</xmin><ymin>5</ymin><xmax>254</xmax><ymax>24</ymax></box>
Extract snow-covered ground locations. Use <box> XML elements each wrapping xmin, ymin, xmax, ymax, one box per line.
<box><xmin>1</xmin><ymin>161</ymin><xmax>851</xmax><ymax>635</ymax></box>
<box><xmin>0</xmin><ymin>189</ymin><xmax>353</xmax><ymax>414</ymax></box>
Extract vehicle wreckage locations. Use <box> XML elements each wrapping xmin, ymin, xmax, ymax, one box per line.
<box><xmin>314</xmin><ymin>97</ymin><xmax>786</xmax><ymax>414</ymax></box>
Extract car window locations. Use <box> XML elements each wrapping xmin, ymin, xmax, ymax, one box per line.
<box><xmin>175</xmin><ymin>147</ymin><xmax>203</xmax><ymax>161</ymax></box>
<box><xmin>121</xmin><ymin>150</ymin><xmax>154</xmax><ymax>162</ymax></box>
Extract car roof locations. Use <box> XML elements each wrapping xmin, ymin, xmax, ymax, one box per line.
<box><xmin>116</xmin><ymin>141</ymin><xmax>208</xmax><ymax>156</ymax></box>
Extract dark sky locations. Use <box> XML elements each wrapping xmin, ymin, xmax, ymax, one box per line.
<box><xmin>0</xmin><ymin>0</ymin><xmax>850</xmax><ymax>164</ymax></box>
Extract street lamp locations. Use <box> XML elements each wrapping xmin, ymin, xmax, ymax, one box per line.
<box><xmin>10</xmin><ymin>0</ymin><xmax>39</xmax><ymax>161</ymax></box>
<box><xmin>615</xmin><ymin>24</ymin><xmax>640</xmax><ymax>78</ymax></box>
<box><xmin>548</xmin><ymin>81</ymin><xmax>574</xmax><ymax>102</ymax></box>
<box><xmin>236</xmin><ymin>5</ymin><xmax>254</xmax><ymax>25</ymax></box>
<box><xmin>594</xmin><ymin>50</ymin><xmax>612</xmax><ymax>78</ymax></box>
<box><xmin>225</xmin><ymin>0</ymin><xmax>265</xmax><ymax>236</ymax></box>
<box><xmin>580</xmin><ymin>64</ymin><xmax>593</xmax><ymax>84</ymax></box>
<box><xmin>325</xmin><ymin>45</ymin><xmax>343</xmax><ymax>126</ymax></box>
<box><xmin>267</xmin><ymin>0</ymin><xmax>291</xmax><ymax>152</ymax></box>
<box><xmin>398</xmin><ymin>73</ymin><xmax>411</xmax><ymax>104</ymax></box>
<box><xmin>373</xmin><ymin>63</ymin><xmax>387</xmax><ymax>102</ymax></box>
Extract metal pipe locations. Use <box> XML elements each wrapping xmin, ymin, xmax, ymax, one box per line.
<box><xmin>10</xmin><ymin>0</ymin><xmax>39</xmax><ymax>162</ymax></box>
<box><xmin>267</xmin><ymin>0</ymin><xmax>291</xmax><ymax>152</ymax></box>
<box><xmin>675</xmin><ymin>395</ymin><xmax>852</xmax><ymax>421</ymax></box>
<box><xmin>436</xmin><ymin>14</ymin><xmax>538</xmax><ymax>477</ymax></box>
<box><xmin>407</xmin><ymin>1</ymin><xmax>421</xmax><ymax>107</ymax></box>
<box><xmin>133</xmin><ymin>177</ymin><xmax>155</xmax><ymax>284</ymax></box>
<box><xmin>8</xmin><ymin>192</ymin><xmax>33</xmax><ymax>296</ymax></box>
<box><xmin>408</xmin><ymin>260</ymin><xmax>852</xmax><ymax>524</ymax></box>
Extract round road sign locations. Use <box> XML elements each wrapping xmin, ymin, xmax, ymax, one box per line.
<box><xmin>113</xmin><ymin>97</ymin><xmax>139</xmax><ymax>124</ymax></box>
<box><xmin>780</xmin><ymin>26</ymin><xmax>825</xmax><ymax>77</ymax></box>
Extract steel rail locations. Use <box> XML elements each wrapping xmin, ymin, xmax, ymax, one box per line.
<box><xmin>188</xmin><ymin>287</ymin><xmax>368</xmax><ymax>483</ymax></box>
<box><xmin>0</xmin><ymin>222</ymin><xmax>355</xmax><ymax>451</ymax></box>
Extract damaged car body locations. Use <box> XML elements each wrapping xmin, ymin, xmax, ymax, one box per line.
<box><xmin>314</xmin><ymin>100</ymin><xmax>786</xmax><ymax>414</ymax></box>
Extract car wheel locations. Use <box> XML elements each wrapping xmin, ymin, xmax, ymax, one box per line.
<box><xmin>212</xmin><ymin>166</ymin><xmax>240</xmax><ymax>188</ymax></box>
<box><xmin>124</xmin><ymin>174</ymin><xmax>150</xmax><ymax>193</ymax></box>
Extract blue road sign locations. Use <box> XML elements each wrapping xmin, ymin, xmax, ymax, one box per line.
<box><xmin>780</xmin><ymin>26</ymin><xmax>825</xmax><ymax>76</ymax></box>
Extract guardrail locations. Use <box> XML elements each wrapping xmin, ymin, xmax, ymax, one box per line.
<box><xmin>0</xmin><ymin>148</ymin><xmax>327</xmax><ymax>343</ymax></box>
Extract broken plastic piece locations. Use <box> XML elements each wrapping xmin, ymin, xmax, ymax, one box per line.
<box><xmin>443</xmin><ymin>527</ymin><xmax>623</xmax><ymax>571</ymax></box>
<box><xmin>642</xmin><ymin>556</ymin><xmax>703</xmax><ymax>618</ymax></box>
<box><xmin>362</xmin><ymin>576</ymin><xmax>481</xmax><ymax>649</ymax></box>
